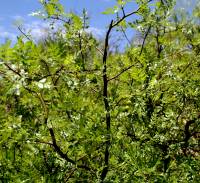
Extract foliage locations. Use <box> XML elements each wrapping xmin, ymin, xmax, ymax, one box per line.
<box><xmin>0</xmin><ymin>0</ymin><xmax>199</xmax><ymax>182</ymax></box>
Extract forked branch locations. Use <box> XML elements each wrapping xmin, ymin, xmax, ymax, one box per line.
<box><xmin>100</xmin><ymin>1</ymin><xmax>153</xmax><ymax>181</ymax></box>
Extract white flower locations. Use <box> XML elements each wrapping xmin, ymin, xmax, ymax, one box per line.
<box><xmin>15</xmin><ymin>84</ymin><xmax>20</xmax><ymax>95</ymax></box>
<box><xmin>137</xmin><ymin>25</ymin><xmax>143</xmax><ymax>31</ymax></box>
<box><xmin>114</xmin><ymin>8</ymin><xmax>119</xmax><ymax>13</ymax></box>
<box><xmin>39</xmin><ymin>78</ymin><xmax>46</xmax><ymax>83</ymax></box>
<box><xmin>37</xmin><ymin>82</ymin><xmax>44</xmax><ymax>89</ymax></box>
<box><xmin>36</xmin><ymin>81</ymin><xmax>51</xmax><ymax>89</ymax></box>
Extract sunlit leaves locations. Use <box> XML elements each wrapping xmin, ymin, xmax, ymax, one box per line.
<box><xmin>0</xmin><ymin>0</ymin><xmax>200</xmax><ymax>182</ymax></box>
<box><xmin>102</xmin><ymin>6</ymin><xmax>120</xmax><ymax>15</ymax></box>
<box><xmin>43</xmin><ymin>0</ymin><xmax>64</xmax><ymax>17</ymax></box>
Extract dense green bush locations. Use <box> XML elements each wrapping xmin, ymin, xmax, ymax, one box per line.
<box><xmin>0</xmin><ymin>0</ymin><xmax>199</xmax><ymax>182</ymax></box>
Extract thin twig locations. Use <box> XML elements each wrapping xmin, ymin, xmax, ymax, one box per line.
<box><xmin>4</xmin><ymin>63</ymin><xmax>22</xmax><ymax>77</ymax></box>
<box><xmin>17</xmin><ymin>26</ymin><xmax>33</xmax><ymax>42</ymax></box>
<box><xmin>65</xmin><ymin>168</ymin><xmax>77</xmax><ymax>182</ymax></box>
<box><xmin>111</xmin><ymin>0</ymin><xmax>153</xmax><ymax>28</ymax></box>
<box><xmin>139</xmin><ymin>25</ymin><xmax>151</xmax><ymax>56</ymax></box>
<box><xmin>108</xmin><ymin>63</ymin><xmax>135</xmax><ymax>81</ymax></box>
<box><xmin>35</xmin><ymin>140</ymin><xmax>53</xmax><ymax>146</ymax></box>
<box><xmin>49</xmin><ymin>15</ymin><xmax>71</xmax><ymax>24</ymax></box>
<box><xmin>120</xmin><ymin>26</ymin><xmax>132</xmax><ymax>46</ymax></box>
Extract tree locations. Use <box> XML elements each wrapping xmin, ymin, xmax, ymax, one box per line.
<box><xmin>0</xmin><ymin>0</ymin><xmax>199</xmax><ymax>182</ymax></box>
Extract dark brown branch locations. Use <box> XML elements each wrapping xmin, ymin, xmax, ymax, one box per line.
<box><xmin>112</xmin><ymin>8</ymin><xmax>140</xmax><ymax>28</ymax></box>
<box><xmin>49</xmin><ymin>127</ymin><xmax>75</xmax><ymax>164</ymax></box>
<box><xmin>42</xmin><ymin>150</ymin><xmax>53</xmax><ymax>174</ymax></box>
<box><xmin>4</xmin><ymin>63</ymin><xmax>22</xmax><ymax>77</ymax></box>
<box><xmin>54</xmin><ymin>65</ymin><xmax>64</xmax><ymax>86</ymax></box>
<box><xmin>108</xmin><ymin>55</ymin><xmax>144</xmax><ymax>82</ymax></box>
<box><xmin>17</xmin><ymin>26</ymin><xmax>32</xmax><ymax>42</ymax></box>
<box><xmin>49</xmin><ymin>15</ymin><xmax>71</xmax><ymax>24</ymax></box>
<box><xmin>55</xmin><ymin>65</ymin><xmax>64</xmax><ymax>75</ymax></box>
<box><xmin>155</xmin><ymin>26</ymin><xmax>163</xmax><ymax>58</ymax></box>
<box><xmin>139</xmin><ymin>25</ymin><xmax>151</xmax><ymax>56</ymax></box>
<box><xmin>25</xmin><ymin>83</ymin><xmax>91</xmax><ymax>171</ymax></box>
<box><xmin>65</xmin><ymin>168</ymin><xmax>77</xmax><ymax>182</ymax></box>
<box><xmin>120</xmin><ymin>26</ymin><xmax>132</xmax><ymax>46</ymax></box>
<box><xmin>100</xmin><ymin>2</ymin><xmax>154</xmax><ymax>180</ymax></box>
<box><xmin>183</xmin><ymin>114</ymin><xmax>200</xmax><ymax>154</ymax></box>
<box><xmin>49</xmin><ymin>127</ymin><xmax>91</xmax><ymax>171</ymax></box>
<box><xmin>101</xmin><ymin>20</ymin><xmax>113</xmax><ymax>182</ymax></box>
<box><xmin>121</xmin><ymin>6</ymin><xmax>126</xmax><ymax>17</ymax></box>
<box><xmin>184</xmin><ymin>120</ymin><xmax>195</xmax><ymax>150</ymax></box>
<box><xmin>78</xmin><ymin>32</ymin><xmax>85</xmax><ymax>70</ymax></box>
<box><xmin>184</xmin><ymin>120</ymin><xmax>195</xmax><ymax>142</ymax></box>
<box><xmin>111</xmin><ymin>0</ymin><xmax>153</xmax><ymax>28</ymax></box>
<box><xmin>108</xmin><ymin>63</ymin><xmax>135</xmax><ymax>82</ymax></box>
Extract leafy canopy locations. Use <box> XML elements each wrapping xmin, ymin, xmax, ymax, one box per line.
<box><xmin>0</xmin><ymin>0</ymin><xmax>199</xmax><ymax>182</ymax></box>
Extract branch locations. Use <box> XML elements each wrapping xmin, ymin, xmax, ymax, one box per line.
<box><xmin>108</xmin><ymin>63</ymin><xmax>135</xmax><ymax>82</ymax></box>
<box><xmin>3</xmin><ymin>63</ymin><xmax>22</xmax><ymax>77</ymax></box>
<box><xmin>155</xmin><ymin>26</ymin><xmax>162</xmax><ymax>58</ymax></box>
<box><xmin>112</xmin><ymin>8</ymin><xmax>140</xmax><ymax>28</ymax></box>
<box><xmin>42</xmin><ymin>150</ymin><xmax>53</xmax><ymax>173</ymax></box>
<box><xmin>49</xmin><ymin>127</ymin><xmax>91</xmax><ymax>171</ymax></box>
<box><xmin>23</xmin><ymin>84</ymin><xmax>91</xmax><ymax>171</ymax></box>
<box><xmin>95</xmin><ymin>46</ymin><xmax>104</xmax><ymax>56</ymax></box>
<box><xmin>139</xmin><ymin>25</ymin><xmax>151</xmax><ymax>56</ymax></box>
<box><xmin>65</xmin><ymin>168</ymin><xmax>77</xmax><ymax>182</ymax></box>
<box><xmin>17</xmin><ymin>26</ymin><xmax>33</xmax><ymax>42</ymax></box>
<box><xmin>108</xmin><ymin>56</ymin><xmax>143</xmax><ymax>82</ymax></box>
<box><xmin>49</xmin><ymin>127</ymin><xmax>75</xmax><ymax>164</ymax></box>
<box><xmin>111</xmin><ymin>0</ymin><xmax>153</xmax><ymax>28</ymax></box>
<box><xmin>49</xmin><ymin>15</ymin><xmax>71</xmax><ymax>24</ymax></box>
<box><xmin>100</xmin><ymin>1</ymin><xmax>153</xmax><ymax>180</ymax></box>
<box><xmin>101</xmin><ymin>20</ymin><xmax>113</xmax><ymax>182</ymax></box>
<box><xmin>183</xmin><ymin>114</ymin><xmax>200</xmax><ymax>154</ymax></box>
<box><xmin>120</xmin><ymin>26</ymin><xmax>132</xmax><ymax>46</ymax></box>
<box><xmin>35</xmin><ymin>140</ymin><xmax>53</xmax><ymax>146</ymax></box>
<box><xmin>80</xmin><ymin>35</ymin><xmax>104</xmax><ymax>56</ymax></box>
<box><xmin>54</xmin><ymin>65</ymin><xmax>64</xmax><ymax>86</ymax></box>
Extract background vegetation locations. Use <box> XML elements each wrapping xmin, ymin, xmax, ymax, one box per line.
<box><xmin>0</xmin><ymin>0</ymin><xmax>200</xmax><ymax>182</ymax></box>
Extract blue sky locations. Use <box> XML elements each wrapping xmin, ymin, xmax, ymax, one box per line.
<box><xmin>0</xmin><ymin>0</ymin><xmax>123</xmax><ymax>43</ymax></box>
<box><xmin>0</xmin><ymin>0</ymin><xmax>197</xmax><ymax>44</ymax></box>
